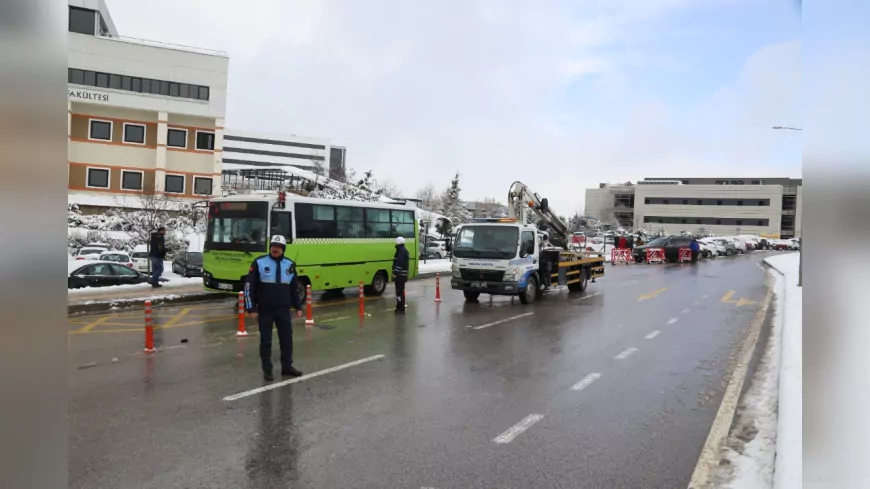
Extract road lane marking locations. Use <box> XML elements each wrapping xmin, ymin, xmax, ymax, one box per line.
<box><xmin>493</xmin><ymin>414</ymin><xmax>545</xmax><ymax>444</ymax></box>
<box><xmin>614</xmin><ymin>347</ymin><xmax>638</xmax><ymax>360</ymax></box>
<box><xmin>681</xmin><ymin>308</ymin><xmax>690</xmax><ymax>314</ymax></box>
<box><xmin>160</xmin><ymin>307</ymin><xmax>191</xmax><ymax>329</ymax></box>
<box><xmin>702</xmin><ymin>294</ymin><xmax>709</xmax><ymax>299</ymax></box>
<box><xmin>621</xmin><ymin>280</ymin><xmax>639</xmax><ymax>287</ymax></box>
<box><xmin>637</xmin><ymin>287</ymin><xmax>668</xmax><ymax>302</ymax></box>
<box><xmin>721</xmin><ymin>290</ymin><xmax>758</xmax><ymax>307</ymax></box>
<box><xmin>667</xmin><ymin>318</ymin><xmax>678</xmax><ymax>325</ymax></box>
<box><xmin>688</xmin><ymin>277</ymin><xmax>774</xmax><ymax>488</ymax></box>
<box><xmin>570</xmin><ymin>373</ymin><xmax>601</xmax><ymax>391</ymax></box>
<box><xmin>222</xmin><ymin>354</ymin><xmax>385</xmax><ymax>401</ymax></box>
<box><xmin>73</xmin><ymin>315</ymin><xmax>112</xmax><ymax>333</ymax></box>
<box><xmin>645</xmin><ymin>330</ymin><xmax>661</xmax><ymax>339</ymax></box>
<box><xmin>470</xmin><ymin>312</ymin><xmax>534</xmax><ymax>330</ymax></box>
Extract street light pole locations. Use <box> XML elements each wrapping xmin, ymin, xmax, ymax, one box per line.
<box><xmin>772</xmin><ymin>125</ymin><xmax>802</xmax><ymax>286</ymax></box>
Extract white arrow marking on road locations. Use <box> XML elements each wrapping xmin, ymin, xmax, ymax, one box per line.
<box><xmin>614</xmin><ymin>347</ymin><xmax>638</xmax><ymax>360</ymax></box>
<box><xmin>645</xmin><ymin>330</ymin><xmax>661</xmax><ymax>339</ymax></box>
<box><xmin>470</xmin><ymin>312</ymin><xmax>534</xmax><ymax>330</ymax></box>
<box><xmin>571</xmin><ymin>372</ymin><xmax>602</xmax><ymax>391</ymax></box>
<box><xmin>222</xmin><ymin>354</ymin><xmax>385</xmax><ymax>401</ymax></box>
<box><xmin>493</xmin><ymin>414</ymin><xmax>545</xmax><ymax>444</ymax></box>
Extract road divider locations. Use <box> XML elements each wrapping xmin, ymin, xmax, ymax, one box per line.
<box><xmin>469</xmin><ymin>312</ymin><xmax>534</xmax><ymax>330</ymax></box>
<box><xmin>144</xmin><ymin>300</ymin><xmax>155</xmax><ymax>353</ymax></box>
<box><xmin>222</xmin><ymin>354</ymin><xmax>386</xmax><ymax>401</ymax></box>
<box><xmin>493</xmin><ymin>414</ymin><xmax>545</xmax><ymax>444</ymax></box>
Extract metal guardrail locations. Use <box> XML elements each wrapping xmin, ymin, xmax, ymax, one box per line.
<box><xmin>99</xmin><ymin>34</ymin><xmax>228</xmax><ymax>57</ymax></box>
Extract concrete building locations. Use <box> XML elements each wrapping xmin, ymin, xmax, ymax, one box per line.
<box><xmin>67</xmin><ymin>0</ymin><xmax>229</xmax><ymax>213</ymax></box>
<box><xmin>585</xmin><ymin>177</ymin><xmax>802</xmax><ymax>238</ymax></box>
<box><xmin>221</xmin><ymin>129</ymin><xmax>347</xmax><ymax>181</ymax></box>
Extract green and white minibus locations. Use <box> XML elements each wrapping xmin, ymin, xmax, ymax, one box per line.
<box><xmin>203</xmin><ymin>192</ymin><xmax>419</xmax><ymax>302</ymax></box>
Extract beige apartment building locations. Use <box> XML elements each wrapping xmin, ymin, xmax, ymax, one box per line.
<box><xmin>585</xmin><ymin>177</ymin><xmax>802</xmax><ymax>238</ymax></box>
<box><xmin>67</xmin><ymin>0</ymin><xmax>229</xmax><ymax>213</ymax></box>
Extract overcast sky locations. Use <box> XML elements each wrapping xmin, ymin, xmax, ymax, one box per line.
<box><xmin>106</xmin><ymin>0</ymin><xmax>803</xmax><ymax>214</ymax></box>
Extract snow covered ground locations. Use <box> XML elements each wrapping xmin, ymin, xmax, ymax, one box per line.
<box><xmin>713</xmin><ymin>252</ymin><xmax>801</xmax><ymax>489</ymax></box>
<box><xmin>420</xmin><ymin>259</ymin><xmax>451</xmax><ymax>275</ymax></box>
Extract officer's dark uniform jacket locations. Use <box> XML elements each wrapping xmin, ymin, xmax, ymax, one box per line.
<box><xmin>392</xmin><ymin>244</ymin><xmax>410</xmax><ymax>279</ymax></box>
<box><xmin>244</xmin><ymin>254</ymin><xmax>302</xmax><ymax>312</ymax></box>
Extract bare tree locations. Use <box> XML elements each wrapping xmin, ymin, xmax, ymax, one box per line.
<box><xmin>374</xmin><ymin>178</ymin><xmax>401</xmax><ymax>199</ymax></box>
<box><xmin>416</xmin><ymin>183</ymin><xmax>438</xmax><ymax>209</ymax></box>
<box><xmin>310</xmin><ymin>157</ymin><xmax>327</xmax><ymax>187</ymax></box>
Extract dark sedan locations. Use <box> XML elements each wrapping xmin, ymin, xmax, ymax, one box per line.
<box><xmin>68</xmin><ymin>261</ymin><xmax>159</xmax><ymax>289</ymax></box>
<box><xmin>172</xmin><ymin>251</ymin><xmax>204</xmax><ymax>277</ymax></box>
<box><xmin>633</xmin><ymin>236</ymin><xmax>693</xmax><ymax>263</ymax></box>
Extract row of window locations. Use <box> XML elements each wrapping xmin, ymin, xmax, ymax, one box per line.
<box><xmin>292</xmin><ymin>203</ymin><xmax>416</xmax><ymax>240</ymax></box>
<box><xmin>86</xmin><ymin>119</ymin><xmax>215</xmax><ymax>150</ymax></box>
<box><xmin>68</xmin><ymin>68</ymin><xmax>210</xmax><ymax>102</ymax></box>
<box><xmin>643</xmin><ymin>216</ymin><xmax>770</xmax><ymax>226</ymax></box>
<box><xmin>643</xmin><ymin>197</ymin><xmax>771</xmax><ymax>206</ymax></box>
<box><xmin>85</xmin><ymin>167</ymin><xmax>213</xmax><ymax>195</ymax></box>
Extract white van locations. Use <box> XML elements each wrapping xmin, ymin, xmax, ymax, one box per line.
<box><xmin>131</xmin><ymin>244</ymin><xmax>150</xmax><ymax>273</ymax></box>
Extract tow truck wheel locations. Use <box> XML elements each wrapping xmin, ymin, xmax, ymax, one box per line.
<box><xmin>519</xmin><ymin>276</ymin><xmax>537</xmax><ymax>305</ymax></box>
<box><xmin>463</xmin><ymin>291</ymin><xmax>480</xmax><ymax>302</ymax></box>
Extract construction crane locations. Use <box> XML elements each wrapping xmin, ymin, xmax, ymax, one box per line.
<box><xmin>507</xmin><ymin>181</ymin><xmax>570</xmax><ymax>247</ymax></box>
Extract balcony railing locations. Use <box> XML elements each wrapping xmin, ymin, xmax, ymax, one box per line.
<box><xmin>97</xmin><ymin>33</ymin><xmax>227</xmax><ymax>57</ymax></box>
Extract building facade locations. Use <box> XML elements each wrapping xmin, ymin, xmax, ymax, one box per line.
<box><xmin>222</xmin><ymin>129</ymin><xmax>346</xmax><ymax>180</ymax></box>
<box><xmin>67</xmin><ymin>0</ymin><xmax>229</xmax><ymax>212</ymax></box>
<box><xmin>585</xmin><ymin>177</ymin><xmax>802</xmax><ymax>238</ymax></box>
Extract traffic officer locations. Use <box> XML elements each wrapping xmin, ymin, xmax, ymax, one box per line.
<box><xmin>392</xmin><ymin>236</ymin><xmax>410</xmax><ymax>313</ymax></box>
<box><xmin>244</xmin><ymin>235</ymin><xmax>304</xmax><ymax>381</ymax></box>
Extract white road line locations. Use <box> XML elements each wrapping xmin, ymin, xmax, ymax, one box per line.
<box><xmin>470</xmin><ymin>312</ymin><xmax>534</xmax><ymax>330</ymax></box>
<box><xmin>222</xmin><ymin>354</ymin><xmax>385</xmax><ymax>401</ymax></box>
<box><xmin>702</xmin><ymin>294</ymin><xmax>709</xmax><ymax>299</ymax></box>
<box><xmin>493</xmin><ymin>414</ymin><xmax>545</xmax><ymax>444</ymax></box>
<box><xmin>614</xmin><ymin>347</ymin><xmax>637</xmax><ymax>360</ymax></box>
<box><xmin>621</xmin><ymin>280</ymin><xmax>639</xmax><ymax>287</ymax></box>
<box><xmin>681</xmin><ymin>308</ymin><xmax>690</xmax><ymax>314</ymax></box>
<box><xmin>645</xmin><ymin>330</ymin><xmax>661</xmax><ymax>339</ymax></box>
<box><xmin>667</xmin><ymin>317</ymin><xmax>678</xmax><ymax>325</ymax></box>
<box><xmin>570</xmin><ymin>372</ymin><xmax>601</xmax><ymax>391</ymax></box>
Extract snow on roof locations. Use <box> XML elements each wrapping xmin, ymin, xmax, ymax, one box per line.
<box><xmin>222</xmin><ymin>163</ymin><xmax>343</xmax><ymax>191</ymax></box>
<box><xmin>185</xmin><ymin>233</ymin><xmax>205</xmax><ymax>252</ymax></box>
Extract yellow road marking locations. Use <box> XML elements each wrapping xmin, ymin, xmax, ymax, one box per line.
<box><xmin>72</xmin><ymin>316</ymin><xmax>112</xmax><ymax>333</ymax></box>
<box><xmin>637</xmin><ymin>287</ymin><xmax>668</xmax><ymax>302</ymax></box>
<box><xmin>720</xmin><ymin>290</ymin><xmax>758</xmax><ymax>307</ymax></box>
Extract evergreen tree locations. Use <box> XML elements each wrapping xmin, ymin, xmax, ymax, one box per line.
<box><xmin>438</xmin><ymin>172</ymin><xmax>472</xmax><ymax>226</ymax></box>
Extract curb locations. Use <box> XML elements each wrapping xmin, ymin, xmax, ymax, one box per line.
<box><xmin>67</xmin><ymin>271</ymin><xmax>449</xmax><ymax>315</ymax></box>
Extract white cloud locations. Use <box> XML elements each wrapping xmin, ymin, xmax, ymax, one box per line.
<box><xmin>105</xmin><ymin>0</ymin><xmax>801</xmax><ymax>213</ymax></box>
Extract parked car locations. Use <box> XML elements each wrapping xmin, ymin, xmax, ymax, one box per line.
<box><xmin>131</xmin><ymin>244</ymin><xmax>150</xmax><ymax>273</ymax></box>
<box><xmin>98</xmin><ymin>251</ymin><xmax>134</xmax><ymax>269</ymax></box>
<box><xmin>632</xmin><ymin>235</ymin><xmax>693</xmax><ymax>262</ymax></box>
<box><xmin>724</xmin><ymin>237</ymin><xmax>748</xmax><ymax>254</ymax></box>
<box><xmin>423</xmin><ymin>241</ymin><xmax>448</xmax><ymax>259</ymax></box>
<box><xmin>699</xmin><ymin>238</ymin><xmax>727</xmax><ymax>257</ymax></box>
<box><xmin>75</xmin><ymin>243</ymin><xmax>109</xmax><ymax>260</ymax></box>
<box><xmin>171</xmin><ymin>250</ymin><xmax>204</xmax><ymax>277</ymax></box>
<box><xmin>709</xmin><ymin>238</ymin><xmax>738</xmax><ymax>256</ymax></box>
<box><xmin>68</xmin><ymin>260</ymin><xmax>159</xmax><ymax>289</ymax></box>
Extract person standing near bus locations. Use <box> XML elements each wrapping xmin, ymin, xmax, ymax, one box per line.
<box><xmin>148</xmin><ymin>226</ymin><xmax>167</xmax><ymax>287</ymax></box>
<box><xmin>244</xmin><ymin>235</ymin><xmax>304</xmax><ymax>381</ymax></box>
<box><xmin>393</xmin><ymin>236</ymin><xmax>410</xmax><ymax>313</ymax></box>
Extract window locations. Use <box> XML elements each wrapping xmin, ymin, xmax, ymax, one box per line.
<box><xmin>109</xmin><ymin>74</ymin><xmax>122</xmax><ymax>89</ymax></box>
<box><xmin>197</xmin><ymin>86</ymin><xmax>210</xmax><ymax>100</ymax></box>
<box><xmin>270</xmin><ymin>211</ymin><xmax>292</xmax><ymax>240</ymax></box>
<box><xmin>757</xmin><ymin>220</ymin><xmax>764</xmax><ymax>226</ymax></box>
<box><xmin>716</xmin><ymin>200</ymin><xmax>723</xmax><ymax>206</ymax></box>
<box><xmin>644</xmin><ymin>198</ymin><xmax>650</xmax><ymax>204</ymax></box>
<box><xmin>121</xmin><ymin>75</ymin><xmax>132</xmax><ymax>91</ymax></box>
<box><xmin>663</xmin><ymin>199</ymin><xmax>669</xmax><ymax>204</ymax></box>
<box><xmin>736</xmin><ymin>220</ymin><xmax>743</xmax><ymax>226</ymax></box>
<box><xmin>131</xmin><ymin>77</ymin><xmax>142</xmax><ymax>92</ymax></box>
<box><xmin>296</xmin><ymin>204</ymin><xmax>337</xmax><ymax>239</ymax></box>
<box><xmin>165</xmin><ymin>174</ymin><xmax>185</xmax><ymax>194</ymax></box>
<box><xmin>737</xmin><ymin>200</ymin><xmax>744</xmax><ymax>206</ymax></box>
<box><xmin>366</xmin><ymin>208</ymin><xmax>391</xmax><ymax>238</ymax></box>
<box><xmin>83</xmin><ymin>70</ymin><xmax>96</xmax><ymax>86</ymax></box>
<box><xmin>716</xmin><ymin>219</ymin><xmax>722</xmax><ymax>225</ymax></box>
<box><xmin>167</xmin><ymin>128</ymin><xmax>187</xmax><ymax>148</ymax></box>
<box><xmin>96</xmin><ymin>72</ymin><xmax>109</xmax><ymax>88</ymax></box>
<box><xmin>69</xmin><ymin>6</ymin><xmax>96</xmax><ymax>35</ymax></box>
<box><xmin>758</xmin><ymin>200</ymin><xmax>765</xmax><ymax>206</ymax></box>
<box><xmin>169</xmin><ymin>83</ymin><xmax>179</xmax><ymax>97</ymax></box>
<box><xmin>87</xmin><ymin>168</ymin><xmax>109</xmax><ymax>188</ymax></box>
<box><xmin>195</xmin><ymin>131</ymin><xmax>215</xmax><ymax>151</ymax></box>
<box><xmin>110</xmin><ymin>264</ymin><xmax>139</xmax><ymax>277</ymax></box>
<box><xmin>121</xmin><ymin>171</ymin><xmax>143</xmax><ymax>191</ymax></box>
<box><xmin>123</xmin><ymin>123</ymin><xmax>146</xmax><ymax>144</ymax></box>
<box><xmin>149</xmin><ymin>79</ymin><xmax>160</xmax><ymax>95</ymax></box>
<box><xmin>193</xmin><ymin>177</ymin><xmax>213</xmax><ymax>195</ymax></box>
<box><xmin>141</xmin><ymin>79</ymin><xmax>151</xmax><ymax>93</ymax></box>
<box><xmin>695</xmin><ymin>219</ymin><xmax>702</xmax><ymax>224</ymax></box>
<box><xmin>391</xmin><ymin>210</ymin><xmax>415</xmax><ymax>238</ymax></box>
<box><xmin>696</xmin><ymin>200</ymin><xmax>702</xmax><ymax>205</ymax></box>
<box><xmin>160</xmin><ymin>81</ymin><xmax>170</xmax><ymax>96</ymax></box>
<box><xmin>520</xmin><ymin>231</ymin><xmax>535</xmax><ymax>256</ymax></box>
<box><xmin>69</xmin><ymin>68</ymin><xmax>84</xmax><ymax>84</ymax></box>
<box><xmin>751</xmin><ymin>180</ymin><xmax>760</xmax><ymax>185</ymax></box>
<box><xmin>179</xmin><ymin>84</ymin><xmax>190</xmax><ymax>98</ymax></box>
<box><xmin>681</xmin><ymin>219</ymin><xmax>687</xmax><ymax>224</ymax></box>
<box><xmin>89</xmin><ymin>119</ymin><xmax>112</xmax><ymax>141</ymax></box>
<box><xmin>682</xmin><ymin>200</ymin><xmax>688</xmax><ymax>205</ymax></box>
<box><xmin>336</xmin><ymin>206</ymin><xmax>365</xmax><ymax>238</ymax></box>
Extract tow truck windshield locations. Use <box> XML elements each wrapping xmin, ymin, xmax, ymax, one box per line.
<box><xmin>453</xmin><ymin>226</ymin><xmax>519</xmax><ymax>260</ymax></box>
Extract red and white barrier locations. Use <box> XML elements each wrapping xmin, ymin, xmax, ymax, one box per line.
<box><xmin>678</xmin><ymin>247</ymin><xmax>692</xmax><ymax>263</ymax></box>
<box><xmin>304</xmin><ymin>284</ymin><xmax>315</xmax><ymax>327</ymax></box>
<box><xmin>144</xmin><ymin>300</ymin><xmax>155</xmax><ymax>353</ymax></box>
<box><xmin>358</xmin><ymin>281</ymin><xmax>365</xmax><ymax>317</ymax></box>
<box><xmin>236</xmin><ymin>291</ymin><xmax>248</xmax><ymax>336</ymax></box>
<box><xmin>435</xmin><ymin>273</ymin><xmax>442</xmax><ymax>302</ymax></box>
<box><xmin>646</xmin><ymin>248</ymin><xmax>665</xmax><ymax>264</ymax></box>
<box><xmin>611</xmin><ymin>248</ymin><xmax>633</xmax><ymax>264</ymax></box>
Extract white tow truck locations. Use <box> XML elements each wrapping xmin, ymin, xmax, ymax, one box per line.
<box><xmin>449</xmin><ymin>181</ymin><xmax>605</xmax><ymax>304</ymax></box>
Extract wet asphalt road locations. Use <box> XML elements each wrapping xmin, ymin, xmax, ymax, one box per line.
<box><xmin>68</xmin><ymin>252</ymin><xmax>776</xmax><ymax>489</ymax></box>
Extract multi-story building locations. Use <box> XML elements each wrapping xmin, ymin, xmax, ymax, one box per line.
<box><xmin>585</xmin><ymin>177</ymin><xmax>802</xmax><ymax>238</ymax></box>
<box><xmin>221</xmin><ymin>129</ymin><xmax>347</xmax><ymax>183</ymax></box>
<box><xmin>67</xmin><ymin>0</ymin><xmax>229</xmax><ymax>213</ymax></box>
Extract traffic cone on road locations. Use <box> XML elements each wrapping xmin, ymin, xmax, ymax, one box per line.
<box><xmin>144</xmin><ymin>300</ymin><xmax>155</xmax><ymax>353</ymax></box>
<box><xmin>434</xmin><ymin>273</ymin><xmax>442</xmax><ymax>303</ymax></box>
<box><xmin>236</xmin><ymin>291</ymin><xmax>248</xmax><ymax>336</ymax></box>
<box><xmin>305</xmin><ymin>284</ymin><xmax>315</xmax><ymax>327</ymax></box>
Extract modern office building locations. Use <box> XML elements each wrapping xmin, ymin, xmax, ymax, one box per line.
<box><xmin>67</xmin><ymin>0</ymin><xmax>229</xmax><ymax>213</ymax></box>
<box><xmin>221</xmin><ymin>129</ymin><xmax>347</xmax><ymax>180</ymax></box>
<box><xmin>585</xmin><ymin>177</ymin><xmax>802</xmax><ymax>238</ymax></box>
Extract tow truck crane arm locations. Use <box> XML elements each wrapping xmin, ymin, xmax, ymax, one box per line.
<box><xmin>506</xmin><ymin>181</ymin><xmax>570</xmax><ymax>244</ymax></box>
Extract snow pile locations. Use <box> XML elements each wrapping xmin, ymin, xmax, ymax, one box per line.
<box><xmin>420</xmin><ymin>259</ymin><xmax>451</xmax><ymax>275</ymax></box>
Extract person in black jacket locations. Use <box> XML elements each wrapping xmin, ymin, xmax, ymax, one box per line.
<box><xmin>148</xmin><ymin>227</ymin><xmax>167</xmax><ymax>287</ymax></box>
<box><xmin>244</xmin><ymin>235</ymin><xmax>304</xmax><ymax>381</ymax></box>
<box><xmin>392</xmin><ymin>236</ymin><xmax>410</xmax><ymax>313</ymax></box>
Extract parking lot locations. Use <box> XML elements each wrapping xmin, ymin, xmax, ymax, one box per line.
<box><xmin>68</xmin><ymin>251</ymin><xmax>775</xmax><ymax>489</ymax></box>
